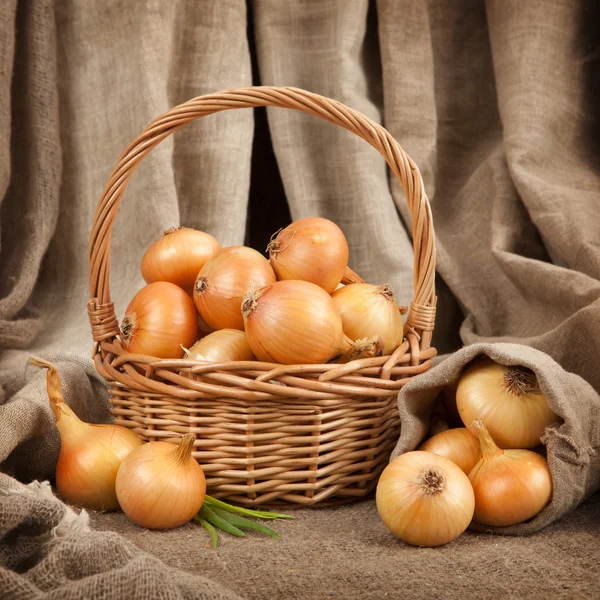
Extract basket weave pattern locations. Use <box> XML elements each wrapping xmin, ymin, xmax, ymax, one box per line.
<box><xmin>88</xmin><ymin>87</ymin><xmax>436</xmax><ymax>506</ymax></box>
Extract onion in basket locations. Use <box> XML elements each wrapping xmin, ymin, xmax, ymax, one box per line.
<box><xmin>184</xmin><ymin>329</ymin><xmax>254</xmax><ymax>362</ymax></box>
<box><xmin>194</xmin><ymin>246</ymin><xmax>276</xmax><ymax>331</ymax></box>
<box><xmin>267</xmin><ymin>217</ymin><xmax>362</xmax><ymax>293</ymax></box>
<box><xmin>242</xmin><ymin>279</ymin><xmax>352</xmax><ymax>364</ymax></box>
<box><xmin>120</xmin><ymin>281</ymin><xmax>198</xmax><ymax>358</ymax></box>
<box><xmin>141</xmin><ymin>227</ymin><xmax>221</xmax><ymax>295</ymax></box>
<box><xmin>332</xmin><ymin>283</ymin><xmax>404</xmax><ymax>355</ymax></box>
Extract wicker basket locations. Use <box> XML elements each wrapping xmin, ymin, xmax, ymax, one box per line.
<box><xmin>87</xmin><ymin>86</ymin><xmax>437</xmax><ymax>507</ymax></box>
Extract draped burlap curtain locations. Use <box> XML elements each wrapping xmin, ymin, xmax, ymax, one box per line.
<box><xmin>1</xmin><ymin>1</ymin><xmax>599</xmax><ymax>597</ymax></box>
<box><xmin>3</xmin><ymin>0</ymin><xmax>599</xmax><ymax>392</ymax></box>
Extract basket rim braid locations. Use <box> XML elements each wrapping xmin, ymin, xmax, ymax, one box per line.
<box><xmin>87</xmin><ymin>86</ymin><xmax>437</xmax><ymax>506</ymax></box>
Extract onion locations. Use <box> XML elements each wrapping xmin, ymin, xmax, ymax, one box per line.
<box><xmin>376</xmin><ymin>451</ymin><xmax>475</xmax><ymax>547</ymax></box>
<box><xmin>331</xmin><ymin>283</ymin><xmax>404</xmax><ymax>355</ymax></box>
<box><xmin>120</xmin><ymin>282</ymin><xmax>198</xmax><ymax>358</ymax></box>
<box><xmin>116</xmin><ymin>434</ymin><xmax>206</xmax><ymax>530</ymax></box>
<box><xmin>468</xmin><ymin>420</ymin><xmax>553</xmax><ymax>527</ymax></box>
<box><xmin>141</xmin><ymin>227</ymin><xmax>221</xmax><ymax>294</ymax></box>
<box><xmin>419</xmin><ymin>428</ymin><xmax>481</xmax><ymax>475</ymax></box>
<box><xmin>242</xmin><ymin>280</ymin><xmax>352</xmax><ymax>365</ymax></box>
<box><xmin>194</xmin><ymin>246</ymin><xmax>276</xmax><ymax>331</ymax></box>
<box><xmin>267</xmin><ymin>217</ymin><xmax>362</xmax><ymax>293</ymax></box>
<box><xmin>457</xmin><ymin>357</ymin><xmax>559</xmax><ymax>448</ymax></box>
<box><xmin>31</xmin><ymin>357</ymin><xmax>142</xmax><ymax>511</ymax></box>
<box><xmin>184</xmin><ymin>329</ymin><xmax>254</xmax><ymax>362</ymax></box>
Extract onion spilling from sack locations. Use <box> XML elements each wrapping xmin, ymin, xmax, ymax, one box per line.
<box><xmin>377</xmin><ymin>356</ymin><xmax>557</xmax><ymax>546</ymax></box>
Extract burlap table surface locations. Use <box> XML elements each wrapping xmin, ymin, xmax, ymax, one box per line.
<box><xmin>2</xmin><ymin>1</ymin><xmax>600</xmax><ymax>599</ymax></box>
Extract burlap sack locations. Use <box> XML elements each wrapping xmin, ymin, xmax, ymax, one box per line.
<box><xmin>391</xmin><ymin>342</ymin><xmax>600</xmax><ymax>534</ymax></box>
<box><xmin>0</xmin><ymin>474</ymin><xmax>241</xmax><ymax>600</ymax></box>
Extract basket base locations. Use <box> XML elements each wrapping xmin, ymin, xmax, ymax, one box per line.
<box><xmin>109</xmin><ymin>384</ymin><xmax>401</xmax><ymax>507</ymax></box>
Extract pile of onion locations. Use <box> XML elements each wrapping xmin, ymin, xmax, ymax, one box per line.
<box><xmin>123</xmin><ymin>218</ymin><xmax>408</xmax><ymax>367</ymax></box>
<box><xmin>378</xmin><ymin>356</ymin><xmax>558</xmax><ymax>546</ymax></box>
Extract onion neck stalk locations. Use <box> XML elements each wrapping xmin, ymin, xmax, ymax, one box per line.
<box><xmin>471</xmin><ymin>419</ymin><xmax>503</xmax><ymax>458</ymax></box>
<box><xmin>175</xmin><ymin>433</ymin><xmax>196</xmax><ymax>465</ymax></box>
<box><xmin>338</xmin><ymin>336</ymin><xmax>383</xmax><ymax>362</ymax></box>
<box><xmin>30</xmin><ymin>357</ymin><xmax>86</xmax><ymax>442</ymax></box>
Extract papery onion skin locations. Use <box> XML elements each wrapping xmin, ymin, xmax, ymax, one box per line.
<box><xmin>31</xmin><ymin>357</ymin><xmax>142</xmax><ymax>511</ymax></box>
<box><xmin>121</xmin><ymin>282</ymin><xmax>198</xmax><ymax>358</ymax></box>
<box><xmin>457</xmin><ymin>358</ymin><xmax>559</xmax><ymax>449</ymax></box>
<box><xmin>184</xmin><ymin>329</ymin><xmax>255</xmax><ymax>362</ymax></box>
<box><xmin>376</xmin><ymin>451</ymin><xmax>475</xmax><ymax>547</ymax></box>
<box><xmin>468</xmin><ymin>420</ymin><xmax>552</xmax><ymax>527</ymax></box>
<box><xmin>419</xmin><ymin>428</ymin><xmax>481</xmax><ymax>475</ymax></box>
<box><xmin>242</xmin><ymin>280</ymin><xmax>350</xmax><ymax>365</ymax></box>
<box><xmin>56</xmin><ymin>424</ymin><xmax>142</xmax><ymax>511</ymax></box>
<box><xmin>267</xmin><ymin>217</ymin><xmax>349</xmax><ymax>293</ymax></box>
<box><xmin>116</xmin><ymin>434</ymin><xmax>206</xmax><ymax>530</ymax></box>
<box><xmin>141</xmin><ymin>227</ymin><xmax>221</xmax><ymax>294</ymax></box>
<box><xmin>332</xmin><ymin>283</ymin><xmax>404</xmax><ymax>355</ymax></box>
<box><xmin>194</xmin><ymin>246</ymin><xmax>276</xmax><ymax>331</ymax></box>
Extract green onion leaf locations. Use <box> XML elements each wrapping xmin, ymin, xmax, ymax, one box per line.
<box><xmin>204</xmin><ymin>495</ymin><xmax>294</xmax><ymax>520</ymax></box>
<box><xmin>211</xmin><ymin>507</ymin><xmax>280</xmax><ymax>538</ymax></box>
<box><xmin>199</xmin><ymin>504</ymin><xmax>245</xmax><ymax>537</ymax></box>
<box><xmin>194</xmin><ymin>516</ymin><xmax>219</xmax><ymax>549</ymax></box>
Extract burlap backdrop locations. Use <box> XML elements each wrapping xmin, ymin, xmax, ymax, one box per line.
<box><xmin>1</xmin><ymin>1</ymin><xmax>599</xmax><ymax>598</ymax></box>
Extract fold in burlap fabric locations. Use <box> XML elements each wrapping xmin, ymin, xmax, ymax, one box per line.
<box><xmin>0</xmin><ymin>475</ymin><xmax>240</xmax><ymax>600</ymax></box>
<box><xmin>391</xmin><ymin>343</ymin><xmax>600</xmax><ymax>534</ymax></box>
<box><xmin>1</xmin><ymin>0</ymin><xmax>600</xmax><ymax>598</ymax></box>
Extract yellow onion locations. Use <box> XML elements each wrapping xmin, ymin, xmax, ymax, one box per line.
<box><xmin>468</xmin><ymin>420</ymin><xmax>552</xmax><ymax>527</ymax></box>
<box><xmin>331</xmin><ymin>283</ymin><xmax>404</xmax><ymax>355</ymax></box>
<box><xmin>457</xmin><ymin>358</ymin><xmax>559</xmax><ymax>448</ymax></box>
<box><xmin>419</xmin><ymin>428</ymin><xmax>481</xmax><ymax>475</ymax></box>
<box><xmin>267</xmin><ymin>217</ymin><xmax>362</xmax><ymax>293</ymax></box>
<box><xmin>31</xmin><ymin>357</ymin><xmax>142</xmax><ymax>511</ymax></box>
<box><xmin>194</xmin><ymin>246</ymin><xmax>276</xmax><ymax>331</ymax></box>
<box><xmin>376</xmin><ymin>451</ymin><xmax>475</xmax><ymax>547</ymax></box>
<box><xmin>120</xmin><ymin>282</ymin><xmax>197</xmax><ymax>358</ymax></box>
<box><xmin>116</xmin><ymin>434</ymin><xmax>206</xmax><ymax>530</ymax></box>
<box><xmin>141</xmin><ymin>227</ymin><xmax>221</xmax><ymax>295</ymax></box>
<box><xmin>184</xmin><ymin>329</ymin><xmax>255</xmax><ymax>362</ymax></box>
<box><xmin>242</xmin><ymin>280</ymin><xmax>352</xmax><ymax>364</ymax></box>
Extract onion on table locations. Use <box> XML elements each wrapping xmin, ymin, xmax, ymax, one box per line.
<box><xmin>31</xmin><ymin>358</ymin><xmax>142</xmax><ymax>511</ymax></box>
<box><xmin>376</xmin><ymin>451</ymin><xmax>475</xmax><ymax>547</ymax></box>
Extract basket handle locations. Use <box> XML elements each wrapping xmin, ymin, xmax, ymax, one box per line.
<box><xmin>87</xmin><ymin>86</ymin><xmax>436</xmax><ymax>353</ymax></box>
